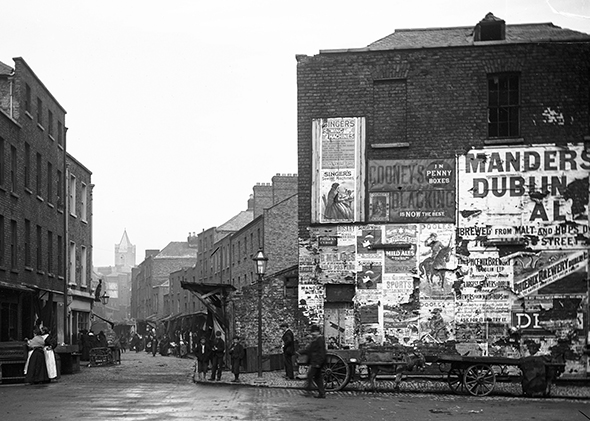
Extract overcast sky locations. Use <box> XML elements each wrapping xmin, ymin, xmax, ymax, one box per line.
<box><xmin>2</xmin><ymin>0</ymin><xmax>589</xmax><ymax>267</ymax></box>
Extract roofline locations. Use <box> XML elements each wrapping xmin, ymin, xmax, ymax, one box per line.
<box><xmin>317</xmin><ymin>38</ymin><xmax>590</xmax><ymax>55</ymax></box>
<box><xmin>66</xmin><ymin>151</ymin><xmax>93</xmax><ymax>175</ymax></box>
<box><xmin>13</xmin><ymin>57</ymin><xmax>67</xmax><ymax>114</ymax></box>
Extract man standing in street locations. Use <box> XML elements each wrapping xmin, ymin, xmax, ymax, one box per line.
<box><xmin>280</xmin><ymin>322</ymin><xmax>295</xmax><ymax>380</ymax></box>
<box><xmin>209</xmin><ymin>331</ymin><xmax>225</xmax><ymax>381</ymax></box>
<box><xmin>299</xmin><ymin>324</ymin><xmax>326</xmax><ymax>398</ymax></box>
<box><xmin>228</xmin><ymin>336</ymin><xmax>245</xmax><ymax>382</ymax></box>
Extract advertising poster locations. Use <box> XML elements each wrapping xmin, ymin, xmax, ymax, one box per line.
<box><xmin>457</xmin><ymin>144</ymin><xmax>590</xmax><ymax>249</ymax></box>
<box><xmin>368</xmin><ymin>192</ymin><xmax>390</xmax><ymax>221</ymax></box>
<box><xmin>317</xmin><ymin>226</ymin><xmax>357</xmax><ymax>284</ymax></box>
<box><xmin>299</xmin><ymin>284</ymin><xmax>324</xmax><ymax>325</ymax></box>
<box><xmin>312</xmin><ymin>117</ymin><xmax>365</xmax><ymax>223</ymax></box>
<box><xmin>367</xmin><ymin>158</ymin><xmax>455</xmax><ymax>222</ymax></box>
<box><xmin>417</xmin><ymin>224</ymin><xmax>457</xmax><ymax>296</ymax></box>
<box><xmin>383</xmin><ymin>224</ymin><xmax>417</xmax><ymax>274</ymax></box>
<box><xmin>512</xmin><ymin>250</ymin><xmax>588</xmax><ymax>297</ymax></box>
<box><xmin>382</xmin><ymin>273</ymin><xmax>414</xmax><ymax>304</ymax></box>
<box><xmin>419</xmin><ymin>298</ymin><xmax>455</xmax><ymax>342</ymax></box>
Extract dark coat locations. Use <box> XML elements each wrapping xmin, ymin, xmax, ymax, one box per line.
<box><xmin>195</xmin><ymin>342</ymin><xmax>211</xmax><ymax>362</ymax></box>
<box><xmin>282</xmin><ymin>329</ymin><xmax>295</xmax><ymax>355</ymax></box>
<box><xmin>300</xmin><ymin>335</ymin><xmax>326</xmax><ymax>368</ymax></box>
<box><xmin>211</xmin><ymin>337</ymin><xmax>225</xmax><ymax>356</ymax></box>
<box><xmin>229</xmin><ymin>342</ymin><xmax>245</xmax><ymax>362</ymax></box>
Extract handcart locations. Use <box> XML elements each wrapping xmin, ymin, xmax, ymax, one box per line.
<box><xmin>436</xmin><ymin>354</ymin><xmax>565</xmax><ymax>397</ymax></box>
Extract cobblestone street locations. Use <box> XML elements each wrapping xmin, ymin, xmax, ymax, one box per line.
<box><xmin>1</xmin><ymin>350</ymin><xmax>589</xmax><ymax>420</ymax></box>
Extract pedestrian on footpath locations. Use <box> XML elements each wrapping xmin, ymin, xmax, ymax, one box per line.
<box><xmin>299</xmin><ymin>324</ymin><xmax>326</xmax><ymax>398</ymax></box>
<box><xmin>280</xmin><ymin>322</ymin><xmax>295</xmax><ymax>380</ymax></box>
<box><xmin>228</xmin><ymin>336</ymin><xmax>245</xmax><ymax>382</ymax></box>
<box><xmin>209</xmin><ymin>331</ymin><xmax>225</xmax><ymax>381</ymax></box>
<box><xmin>195</xmin><ymin>337</ymin><xmax>211</xmax><ymax>381</ymax></box>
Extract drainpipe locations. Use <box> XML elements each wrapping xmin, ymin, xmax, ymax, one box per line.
<box><xmin>63</xmin><ymin>127</ymin><xmax>69</xmax><ymax>344</ymax></box>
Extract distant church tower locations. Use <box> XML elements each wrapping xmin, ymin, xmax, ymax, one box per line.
<box><xmin>115</xmin><ymin>230</ymin><xmax>136</xmax><ymax>272</ymax></box>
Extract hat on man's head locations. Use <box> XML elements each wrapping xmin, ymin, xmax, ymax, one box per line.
<box><xmin>310</xmin><ymin>325</ymin><xmax>320</xmax><ymax>333</ymax></box>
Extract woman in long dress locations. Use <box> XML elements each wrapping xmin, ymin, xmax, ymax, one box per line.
<box><xmin>24</xmin><ymin>327</ymin><xmax>50</xmax><ymax>384</ymax></box>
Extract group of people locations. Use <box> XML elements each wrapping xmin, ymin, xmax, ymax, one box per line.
<box><xmin>194</xmin><ymin>331</ymin><xmax>245</xmax><ymax>382</ymax></box>
<box><xmin>24</xmin><ymin>326</ymin><xmax>58</xmax><ymax>385</ymax></box>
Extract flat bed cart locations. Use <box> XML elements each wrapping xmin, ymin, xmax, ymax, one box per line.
<box><xmin>312</xmin><ymin>349</ymin><xmax>425</xmax><ymax>392</ymax></box>
<box><xmin>436</xmin><ymin>354</ymin><xmax>565</xmax><ymax>397</ymax></box>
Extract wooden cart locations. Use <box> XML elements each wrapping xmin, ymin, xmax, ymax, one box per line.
<box><xmin>436</xmin><ymin>354</ymin><xmax>565</xmax><ymax>397</ymax></box>
<box><xmin>304</xmin><ymin>348</ymin><xmax>425</xmax><ymax>392</ymax></box>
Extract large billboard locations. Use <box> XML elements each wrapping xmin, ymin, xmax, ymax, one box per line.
<box><xmin>311</xmin><ymin>118</ymin><xmax>365</xmax><ymax>223</ymax></box>
<box><xmin>368</xmin><ymin>159</ymin><xmax>455</xmax><ymax>222</ymax></box>
<box><xmin>458</xmin><ymin>144</ymin><xmax>590</xmax><ymax>249</ymax></box>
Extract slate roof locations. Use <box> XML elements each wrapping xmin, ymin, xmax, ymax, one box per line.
<box><xmin>155</xmin><ymin>242</ymin><xmax>198</xmax><ymax>258</ymax></box>
<box><xmin>365</xmin><ymin>22</ymin><xmax>590</xmax><ymax>51</ymax></box>
<box><xmin>0</xmin><ymin>60</ymin><xmax>14</xmax><ymax>76</ymax></box>
<box><xmin>217</xmin><ymin>210</ymin><xmax>254</xmax><ymax>232</ymax></box>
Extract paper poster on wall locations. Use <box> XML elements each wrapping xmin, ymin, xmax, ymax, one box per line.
<box><xmin>457</xmin><ymin>144</ymin><xmax>590</xmax><ymax>250</ymax></box>
<box><xmin>417</xmin><ymin>224</ymin><xmax>457</xmax><ymax>297</ymax></box>
<box><xmin>368</xmin><ymin>159</ymin><xmax>455</xmax><ymax>222</ymax></box>
<box><xmin>383</xmin><ymin>224</ymin><xmax>417</xmax><ymax>274</ymax></box>
<box><xmin>312</xmin><ymin>117</ymin><xmax>365</xmax><ymax>223</ymax></box>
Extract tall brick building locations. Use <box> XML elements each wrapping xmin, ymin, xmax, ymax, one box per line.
<box><xmin>297</xmin><ymin>14</ymin><xmax>590</xmax><ymax>377</ymax></box>
<box><xmin>0</xmin><ymin>57</ymin><xmax>93</xmax><ymax>345</ymax></box>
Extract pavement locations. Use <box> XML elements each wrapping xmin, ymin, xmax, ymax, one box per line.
<box><xmin>193</xmin><ymin>360</ymin><xmax>590</xmax><ymax>399</ymax></box>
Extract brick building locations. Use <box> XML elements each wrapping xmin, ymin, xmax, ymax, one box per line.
<box><xmin>178</xmin><ymin>174</ymin><xmax>300</xmax><ymax>356</ymax></box>
<box><xmin>130</xmin><ymin>240</ymin><xmax>197</xmax><ymax>331</ymax></box>
<box><xmin>0</xmin><ymin>57</ymin><xmax>92</xmax><ymax>345</ymax></box>
<box><xmin>66</xmin><ymin>152</ymin><xmax>94</xmax><ymax>343</ymax></box>
<box><xmin>297</xmin><ymin>14</ymin><xmax>590</xmax><ymax>377</ymax></box>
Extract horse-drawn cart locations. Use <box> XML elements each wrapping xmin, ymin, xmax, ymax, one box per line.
<box><xmin>436</xmin><ymin>354</ymin><xmax>565</xmax><ymax>397</ymax></box>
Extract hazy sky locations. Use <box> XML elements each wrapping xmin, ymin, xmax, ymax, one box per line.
<box><xmin>2</xmin><ymin>0</ymin><xmax>589</xmax><ymax>266</ymax></box>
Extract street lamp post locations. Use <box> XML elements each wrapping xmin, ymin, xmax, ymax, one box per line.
<box><xmin>253</xmin><ymin>249</ymin><xmax>268</xmax><ymax>378</ymax></box>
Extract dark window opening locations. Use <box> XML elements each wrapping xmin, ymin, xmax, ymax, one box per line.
<box><xmin>488</xmin><ymin>73</ymin><xmax>520</xmax><ymax>138</ymax></box>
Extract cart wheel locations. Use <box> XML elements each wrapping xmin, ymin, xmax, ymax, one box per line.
<box><xmin>322</xmin><ymin>353</ymin><xmax>351</xmax><ymax>392</ymax></box>
<box><xmin>463</xmin><ymin>364</ymin><xmax>496</xmax><ymax>396</ymax></box>
<box><xmin>447</xmin><ymin>367</ymin><xmax>465</xmax><ymax>394</ymax></box>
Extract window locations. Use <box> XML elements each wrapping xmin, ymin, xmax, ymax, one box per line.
<box><xmin>47</xmin><ymin>162</ymin><xmax>53</xmax><ymax>203</ymax></box>
<box><xmin>25</xmin><ymin>84</ymin><xmax>31</xmax><ymax>114</ymax></box>
<box><xmin>57</xmin><ymin>121</ymin><xmax>63</xmax><ymax>147</ymax></box>
<box><xmin>36</xmin><ymin>225</ymin><xmax>42</xmax><ymax>271</ymax></box>
<box><xmin>56</xmin><ymin>170</ymin><xmax>63</xmax><ymax>209</ymax></box>
<box><xmin>69</xmin><ymin>241</ymin><xmax>76</xmax><ymax>285</ymax></box>
<box><xmin>0</xmin><ymin>215</ymin><xmax>4</xmax><ymax>266</ymax></box>
<box><xmin>47</xmin><ymin>230</ymin><xmax>53</xmax><ymax>274</ymax></box>
<box><xmin>24</xmin><ymin>142</ymin><xmax>31</xmax><ymax>189</ymax></box>
<box><xmin>36</xmin><ymin>97</ymin><xmax>43</xmax><ymax>126</ymax></box>
<box><xmin>81</xmin><ymin>183</ymin><xmax>87</xmax><ymax>221</ymax></box>
<box><xmin>80</xmin><ymin>246</ymin><xmax>87</xmax><ymax>286</ymax></box>
<box><xmin>10</xmin><ymin>146</ymin><xmax>16</xmax><ymax>192</ymax></box>
<box><xmin>57</xmin><ymin>235</ymin><xmax>63</xmax><ymax>276</ymax></box>
<box><xmin>36</xmin><ymin>153</ymin><xmax>42</xmax><ymax>196</ymax></box>
<box><xmin>0</xmin><ymin>137</ymin><xmax>4</xmax><ymax>187</ymax></box>
<box><xmin>24</xmin><ymin>219</ymin><xmax>31</xmax><ymax>267</ymax></box>
<box><xmin>10</xmin><ymin>219</ymin><xmax>17</xmax><ymax>269</ymax></box>
<box><xmin>69</xmin><ymin>174</ymin><xmax>76</xmax><ymax>216</ymax></box>
<box><xmin>488</xmin><ymin>73</ymin><xmax>520</xmax><ymax>138</ymax></box>
<box><xmin>48</xmin><ymin>110</ymin><xmax>53</xmax><ymax>137</ymax></box>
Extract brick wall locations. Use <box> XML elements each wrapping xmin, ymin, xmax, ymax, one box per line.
<box><xmin>297</xmin><ymin>43</ymin><xmax>590</xmax><ymax>236</ymax></box>
<box><xmin>231</xmin><ymin>275</ymin><xmax>302</xmax><ymax>354</ymax></box>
